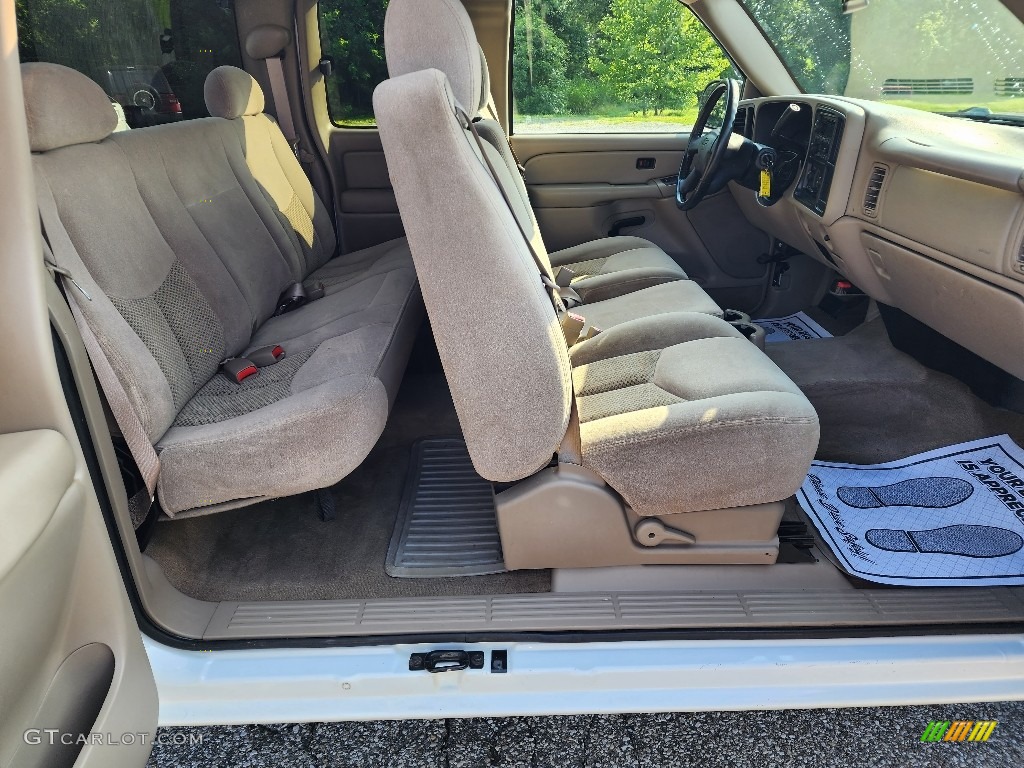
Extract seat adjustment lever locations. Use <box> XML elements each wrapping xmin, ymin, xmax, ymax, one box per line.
<box><xmin>634</xmin><ymin>518</ymin><xmax>696</xmax><ymax>547</ymax></box>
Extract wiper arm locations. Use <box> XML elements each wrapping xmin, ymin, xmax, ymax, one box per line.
<box><xmin>940</xmin><ymin>107</ymin><xmax>1024</xmax><ymax>125</ymax></box>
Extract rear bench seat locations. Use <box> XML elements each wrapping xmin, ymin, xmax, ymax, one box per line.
<box><xmin>24</xmin><ymin>62</ymin><xmax>423</xmax><ymax>517</ymax></box>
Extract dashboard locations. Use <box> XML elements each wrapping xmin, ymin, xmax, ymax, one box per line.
<box><xmin>729</xmin><ymin>95</ymin><xmax>1024</xmax><ymax>380</ymax></box>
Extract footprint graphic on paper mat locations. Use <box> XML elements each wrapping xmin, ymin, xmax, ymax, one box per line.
<box><xmin>865</xmin><ymin>525</ymin><xmax>1024</xmax><ymax>558</ymax></box>
<box><xmin>837</xmin><ymin>477</ymin><xmax>974</xmax><ymax>509</ymax></box>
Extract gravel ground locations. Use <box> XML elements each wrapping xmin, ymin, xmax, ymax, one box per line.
<box><xmin>148</xmin><ymin>702</ymin><xmax>1024</xmax><ymax>767</ymax></box>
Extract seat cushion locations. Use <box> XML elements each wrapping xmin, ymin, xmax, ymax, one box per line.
<box><xmin>253</xmin><ymin>257</ymin><xmax>423</xmax><ymax>404</ymax></box>
<box><xmin>549</xmin><ymin>236</ymin><xmax>688</xmax><ymax>303</ymax></box>
<box><xmin>156</xmin><ymin>342</ymin><xmax>391</xmax><ymax>516</ymax></box>
<box><xmin>26</xmin><ymin>62</ymin><xmax>427</xmax><ymax>520</ymax></box>
<box><xmin>155</xmin><ymin>249</ymin><xmax>423</xmax><ymax>515</ymax></box>
<box><xmin>569</xmin><ymin>312</ymin><xmax>820</xmax><ymax>517</ymax></box>
<box><xmin>307</xmin><ymin>238</ymin><xmax>414</xmax><ymax>295</ymax></box>
<box><xmin>576</xmin><ymin>280</ymin><xmax>723</xmax><ymax>331</ymax></box>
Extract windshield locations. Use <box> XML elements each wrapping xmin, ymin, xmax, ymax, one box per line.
<box><xmin>740</xmin><ymin>0</ymin><xmax>1024</xmax><ymax>118</ymax></box>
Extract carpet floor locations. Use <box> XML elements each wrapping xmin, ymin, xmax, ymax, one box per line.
<box><xmin>147</xmin><ymin>316</ymin><xmax>1024</xmax><ymax>603</ymax></box>
<box><xmin>145</xmin><ymin>373</ymin><xmax>552</xmax><ymax>602</ymax></box>
<box><xmin>766</xmin><ymin>319</ymin><xmax>1024</xmax><ymax>464</ymax></box>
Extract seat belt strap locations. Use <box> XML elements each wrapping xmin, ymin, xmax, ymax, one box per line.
<box><xmin>37</xmin><ymin>189</ymin><xmax>161</xmax><ymax>500</ymax></box>
<box><xmin>558</xmin><ymin>399</ymin><xmax>583</xmax><ymax>466</ymax></box>
<box><xmin>266</xmin><ymin>51</ymin><xmax>317</xmax><ymax>172</ymax></box>
<box><xmin>458</xmin><ymin>107</ymin><xmax>581</xmax><ymax>313</ymax></box>
<box><xmin>265</xmin><ymin>53</ymin><xmax>299</xmax><ymax>153</ymax></box>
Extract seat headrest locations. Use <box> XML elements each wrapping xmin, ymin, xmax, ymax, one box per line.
<box><xmin>245</xmin><ymin>24</ymin><xmax>291</xmax><ymax>60</ymax></box>
<box><xmin>205</xmin><ymin>65</ymin><xmax>265</xmax><ymax>120</ymax></box>
<box><xmin>21</xmin><ymin>63</ymin><xmax>117</xmax><ymax>152</ymax></box>
<box><xmin>384</xmin><ymin>0</ymin><xmax>485</xmax><ymax>114</ymax></box>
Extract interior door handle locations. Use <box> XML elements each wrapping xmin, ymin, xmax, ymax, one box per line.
<box><xmin>608</xmin><ymin>216</ymin><xmax>646</xmax><ymax>237</ymax></box>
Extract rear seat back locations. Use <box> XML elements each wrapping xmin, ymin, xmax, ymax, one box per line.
<box><xmin>26</xmin><ymin>63</ymin><xmax>235</xmax><ymax>440</ymax></box>
<box><xmin>111</xmin><ymin>118</ymin><xmax>297</xmax><ymax>329</ymax></box>
<box><xmin>24</xmin><ymin>61</ymin><xmax>421</xmax><ymax>516</ymax></box>
<box><xmin>205</xmin><ymin>64</ymin><xmax>337</xmax><ymax>277</ymax></box>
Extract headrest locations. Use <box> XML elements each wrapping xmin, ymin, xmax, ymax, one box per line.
<box><xmin>384</xmin><ymin>0</ymin><xmax>484</xmax><ymax>114</ymax></box>
<box><xmin>205</xmin><ymin>65</ymin><xmax>265</xmax><ymax>120</ymax></box>
<box><xmin>21</xmin><ymin>63</ymin><xmax>117</xmax><ymax>152</ymax></box>
<box><xmin>245</xmin><ymin>24</ymin><xmax>291</xmax><ymax>60</ymax></box>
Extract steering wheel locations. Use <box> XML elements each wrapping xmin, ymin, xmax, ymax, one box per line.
<box><xmin>676</xmin><ymin>78</ymin><xmax>741</xmax><ymax>211</ymax></box>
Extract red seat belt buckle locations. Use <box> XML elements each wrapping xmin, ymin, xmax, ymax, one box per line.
<box><xmin>222</xmin><ymin>357</ymin><xmax>259</xmax><ymax>383</ymax></box>
<box><xmin>247</xmin><ymin>345</ymin><xmax>286</xmax><ymax>367</ymax></box>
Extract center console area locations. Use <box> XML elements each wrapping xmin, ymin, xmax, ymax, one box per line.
<box><xmin>794</xmin><ymin>108</ymin><xmax>846</xmax><ymax>216</ymax></box>
<box><xmin>728</xmin><ymin>93</ymin><xmax>1024</xmax><ymax>385</ymax></box>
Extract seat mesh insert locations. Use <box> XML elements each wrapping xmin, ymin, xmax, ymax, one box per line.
<box><xmin>111</xmin><ymin>260</ymin><xmax>225</xmax><ymax>411</ymax></box>
<box><xmin>573</xmin><ymin>348</ymin><xmax>662</xmax><ymax>397</ymax></box>
<box><xmin>561</xmin><ymin>256</ymin><xmax>610</xmax><ymax>279</ymax></box>
<box><xmin>173</xmin><ymin>346</ymin><xmax>317</xmax><ymax>427</ymax></box>
<box><xmin>283</xmin><ymin>193</ymin><xmax>327</xmax><ymax>273</ymax></box>
<box><xmin>577</xmin><ymin>382</ymin><xmax>684</xmax><ymax>423</ymax></box>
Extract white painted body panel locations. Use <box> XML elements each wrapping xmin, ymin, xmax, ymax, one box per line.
<box><xmin>147</xmin><ymin>634</ymin><xmax>1024</xmax><ymax>725</ymax></box>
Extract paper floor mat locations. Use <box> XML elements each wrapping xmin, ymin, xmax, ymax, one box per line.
<box><xmin>755</xmin><ymin>311</ymin><xmax>833</xmax><ymax>343</ymax></box>
<box><xmin>798</xmin><ymin>435</ymin><xmax>1024</xmax><ymax>586</ymax></box>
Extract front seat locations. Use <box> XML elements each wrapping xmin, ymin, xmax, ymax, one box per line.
<box><xmin>374</xmin><ymin>0</ymin><xmax>820</xmax><ymax>569</ymax></box>
<box><xmin>380</xmin><ymin>0</ymin><xmax>723</xmax><ymax>328</ymax></box>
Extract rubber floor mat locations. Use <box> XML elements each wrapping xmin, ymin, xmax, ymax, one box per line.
<box><xmin>386</xmin><ymin>438</ymin><xmax>505</xmax><ymax>577</ymax></box>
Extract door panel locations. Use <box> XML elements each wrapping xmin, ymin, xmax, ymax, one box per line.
<box><xmin>513</xmin><ymin>133</ymin><xmax>772</xmax><ymax>311</ymax></box>
<box><xmin>327</xmin><ymin>129</ymin><xmax>404</xmax><ymax>253</ymax></box>
<box><xmin>0</xmin><ymin>3</ymin><xmax>157</xmax><ymax>764</ymax></box>
<box><xmin>525</xmin><ymin>150</ymin><xmax>688</xmax><ymax>185</ymax></box>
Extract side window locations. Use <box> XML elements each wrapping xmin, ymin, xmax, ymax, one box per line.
<box><xmin>512</xmin><ymin>0</ymin><xmax>740</xmax><ymax>134</ymax></box>
<box><xmin>16</xmin><ymin>0</ymin><xmax>242</xmax><ymax>129</ymax></box>
<box><xmin>318</xmin><ymin>0</ymin><xmax>390</xmax><ymax>126</ymax></box>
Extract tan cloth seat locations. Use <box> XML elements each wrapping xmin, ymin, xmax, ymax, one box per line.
<box><xmin>382</xmin><ymin>5</ymin><xmax>719</xmax><ymax>319</ymax></box>
<box><xmin>374</xmin><ymin>0</ymin><xmax>819</xmax><ymax>528</ymax></box>
<box><xmin>24</xmin><ymin>62</ymin><xmax>422</xmax><ymax>517</ymax></box>
<box><xmin>570</xmin><ymin>312</ymin><xmax>819</xmax><ymax>516</ymax></box>
<box><xmin>548</xmin><ymin>236</ymin><xmax>693</xmax><ymax>304</ymax></box>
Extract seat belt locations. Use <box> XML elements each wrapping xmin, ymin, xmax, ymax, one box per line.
<box><xmin>265</xmin><ymin>51</ymin><xmax>316</xmax><ymax>172</ymax></box>
<box><xmin>265</xmin><ymin>53</ymin><xmax>298</xmax><ymax>152</ymax></box>
<box><xmin>37</xmin><ymin>190</ymin><xmax>161</xmax><ymax>505</ymax></box>
<box><xmin>458</xmin><ymin>107</ymin><xmax>582</xmax><ymax>313</ymax></box>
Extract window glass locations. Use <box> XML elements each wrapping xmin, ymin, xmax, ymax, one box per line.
<box><xmin>740</xmin><ymin>0</ymin><xmax>1024</xmax><ymax>120</ymax></box>
<box><xmin>16</xmin><ymin>0</ymin><xmax>242</xmax><ymax>129</ymax></box>
<box><xmin>512</xmin><ymin>0</ymin><xmax>741</xmax><ymax>134</ymax></box>
<box><xmin>318</xmin><ymin>0</ymin><xmax>389</xmax><ymax>126</ymax></box>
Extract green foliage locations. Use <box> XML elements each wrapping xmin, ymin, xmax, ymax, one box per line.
<box><xmin>910</xmin><ymin>0</ymin><xmax>970</xmax><ymax>71</ymax></box>
<box><xmin>513</xmin><ymin>0</ymin><xmax>733</xmax><ymax>119</ymax></box>
<box><xmin>744</xmin><ymin>0</ymin><xmax>850</xmax><ymax>95</ymax></box>
<box><xmin>17</xmin><ymin>0</ymin><xmax>240</xmax><ymax>121</ymax></box>
<box><xmin>591</xmin><ymin>0</ymin><xmax>731</xmax><ymax>116</ymax></box>
<box><xmin>17</xmin><ymin>0</ymin><xmax>165</xmax><ymax>76</ymax></box>
<box><xmin>564</xmin><ymin>76</ymin><xmax>614</xmax><ymax>114</ymax></box>
<box><xmin>513</xmin><ymin>1</ymin><xmax>570</xmax><ymax>114</ymax></box>
<box><xmin>539</xmin><ymin>0</ymin><xmax>612</xmax><ymax>77</ymax></box>
<box><xmin>319</xmin><ymin>0</ymin><xmax>388</xmax><ymax>122</ymax></box>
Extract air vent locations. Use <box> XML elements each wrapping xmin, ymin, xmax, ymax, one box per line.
<box><xmin>735</xmin><ymin>106</ymin><xmax>753</xmax><ymax>139</ymax></box>
<box><xmin>863</xmin><ymin>165</ymin><xmax>888</xmax><ymax>217</ymax></box>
